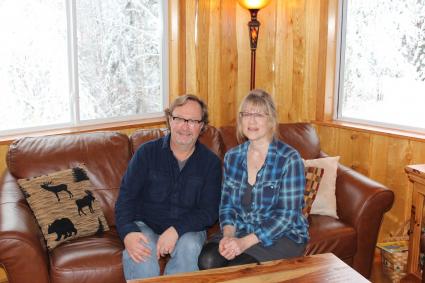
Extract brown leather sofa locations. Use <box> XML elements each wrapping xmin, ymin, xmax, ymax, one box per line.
<box><xmin>0</xmin><ymin>123</ymin><xmax>394</xmax><ymax>283</ymax></box>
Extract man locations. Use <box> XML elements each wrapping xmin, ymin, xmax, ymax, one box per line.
<box><xmin>115</xmin><ymin>94</ymin><xmax>222</xmax><ymax>280</ymax></box>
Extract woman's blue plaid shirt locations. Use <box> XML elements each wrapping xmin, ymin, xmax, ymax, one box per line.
<box><xmin>219</xmin><ymin>138</ymin><xmax>309</xmax><ymax>246</ymax></box>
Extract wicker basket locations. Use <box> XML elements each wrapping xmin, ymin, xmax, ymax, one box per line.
<box><xmin>377</xmin><ymin>236</ymin><xmax>409</xmax><ymax>283</ymax></box>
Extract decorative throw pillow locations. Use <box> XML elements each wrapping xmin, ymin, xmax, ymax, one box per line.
<box><xmin>17</xmin><ymin>165</ymin><xmax>109</xmax><ymax>250</ymax></box>
<box><xmin>303</xmin><ymin>166</ymin><xmax>325</xmax><ymax>218</ymax></box>
<box><xmin>303</xmin><ymin>156</ymin><xmax>340</xmax><ymax>219</ymax></box>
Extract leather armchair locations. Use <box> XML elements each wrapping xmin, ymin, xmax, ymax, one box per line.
<box><xmin>0</xmin><ymin>123</ymin><xmax>394</xmax><ymax>283</ymax></box>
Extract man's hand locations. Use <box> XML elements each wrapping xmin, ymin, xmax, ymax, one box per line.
<box><xmin>123</xmin><ymin>232</ymin><xmax>151</xmax><ymax>263</ymax></box>
<box><xmin>156</xmin><ymin>226</ymin><xmax>179</xmax><ymax>259</ymax></box>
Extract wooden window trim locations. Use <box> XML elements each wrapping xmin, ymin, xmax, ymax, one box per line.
<box><xmin>0</xmin><ymin>117</ymin><xmax>167</xmax><ymax>145</ymax></box>
<box><xmin>313</xmin><ymin>120</ymin><xmax>425</xmax><ymax>142</ymax></box>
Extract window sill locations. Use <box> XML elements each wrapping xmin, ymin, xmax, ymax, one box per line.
<box><xmin>0</xmin><ymin>117</ymin><xmax>167</xmax><ymax>145</ymax></box>
<box><xmin>313</xmin><ymin>120</ymin><xmax>425</xmax><ymax>142</ymax></box>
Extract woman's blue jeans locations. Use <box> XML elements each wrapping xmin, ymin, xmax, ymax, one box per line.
<box><xmin>122</xmin><ymin>221</ymin><xmax>206</xmax><ymax>280</ymax></box>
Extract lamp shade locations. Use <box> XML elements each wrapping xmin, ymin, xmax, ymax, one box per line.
<box><xmin>237</xmin><ymin>0</ymin><xmax>271</xmax><ymax>10</ymax></box>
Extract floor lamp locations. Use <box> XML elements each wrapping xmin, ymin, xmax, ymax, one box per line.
<box><xmin>237</xmin><ymin>0</ymin><xmax>271</xmax><ymax>90</ymax></box>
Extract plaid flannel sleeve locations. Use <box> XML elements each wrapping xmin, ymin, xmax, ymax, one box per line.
<box><xmin>219</xmin><ymin>154</ymin><xmax>238</xmax><ymax>229</ymax></box>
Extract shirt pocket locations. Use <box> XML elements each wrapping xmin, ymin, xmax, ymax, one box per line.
<box><xmin>180</xmin><ymin>176</ymin><xmax>203</xmax><ymax>208</ymax></box>
<box><xmin>146</xmin><ymin>169</ymin><xmax>171</xmax><ymax>202</ymax></box>
<box><xmin>258</xmin><ymin>180</ymin><xmax>279</xmax><ymax>207</ymax></box>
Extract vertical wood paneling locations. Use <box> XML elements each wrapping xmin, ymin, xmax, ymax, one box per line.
<box><xmin>255</xmin><ymin>4</ymin><xmax>276</xmax><ymax>94</ymax></box>
<box><xmin>196</xmin><ymin>0</ymin><xmax>211</xmax><ymax>103</ymax></box>
<box><xmin>314</xmin><ymin>124</ymin><xmax>339</xmax><ymax>155</ymax></box>
<box><xmin>235</xmin><ymin>4</ymin><xmax>250</xmax><ymax>111</ymax></box>
<box><xmin>185</xmin><ymin>0</ymin><xmax>197</xmax><ymax>94</ymax></box>
<box><xmin>0</xmin><ymin>145</ymin><xmax>8</xmax><ymax>174</ymax></box>
<box><xmin>0</xmin><ymin>267</ymin><xmax>6</xmax><ymax>283</ymax></box>
<box><xmin>218</xmin><ymin>0</ymin><xmax>238</xmax><ymax>127</ymax></box>
<box><xmin>207</xmin><ymin>0</ymin><xmax>222</xmax><ymax>125</ymax></box>
<box><xmin>304</xmin><ymin>0</ymin><xmax>320</xmax><ymax>122</ymax></box>
<box><xmin>168</xmin><ymin>0</ymin><xmax>186</xmax><ymax>102</ymax></box>
<box><xmin>290</xmin><ymin>0</ymin><xmax>306</xmax><ymax>122</ymax></box>
<box><xmin>369</xmin><ymin>135</ymin><xmax>390</xmax><ymax>185</ymax></box>
<box><xmin>274</xmin><ymin>0</ymin><xmax>292</xmax><ymax>122</ymax></box>
<box><xmin>386</xmin><ymin>138</ymin><xmax>411</xmax><ymax>223</ymax></box>
<box><xmin>316</xmin><ymin>0</ymin><xmax>338</xmax><ymax>121</ymax></box>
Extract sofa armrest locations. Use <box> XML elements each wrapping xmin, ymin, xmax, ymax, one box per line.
<box><xmin>335</xmin><ymin>163</ymin><xmax>394</xmax><ymax>277</ymax></box>
<box><xmin>0</xmin><ymin>171</ymin><xmax>50</xmax><ymax>283</ymax></box>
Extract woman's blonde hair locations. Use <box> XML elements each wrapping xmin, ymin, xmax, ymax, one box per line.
<box><xmin>236</xmin><ymin>89</ymin><xmax>278</xmax><ymax>143</ymax></box>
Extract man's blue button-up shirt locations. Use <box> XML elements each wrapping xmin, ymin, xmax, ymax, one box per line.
<box><xmin>115</xmin><ymin>134</ymin><xmax>222</xmax><ymax>240</ymax></box>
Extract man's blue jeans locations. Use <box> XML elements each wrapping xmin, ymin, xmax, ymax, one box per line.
<box><xmin>122</xmin><ymin>221</ymin><xmax>206</xmax><ymax>280</ymax></box>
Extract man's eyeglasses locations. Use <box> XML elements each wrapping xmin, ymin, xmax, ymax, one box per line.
<box><xmin>170</xmin><ymin>115</ymin><xmax>203</xmax><ymax>127</ymax></box>
<box><xmin>239</xmin><ymin>112</ymin><xmax>268</xmax><ymax>120</ymax></box>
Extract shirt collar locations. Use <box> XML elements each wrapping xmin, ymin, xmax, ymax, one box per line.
<box><xmin>161</xmin><ymin>133</ymin><xmax>171</xmax><ymax>150</ymax></box>
<box><xmin>241</xmin><ymin>137</ymin><xmax>279</xmax><ymax>168</ymax></box>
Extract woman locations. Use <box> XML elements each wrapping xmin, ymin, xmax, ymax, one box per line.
<box><xmin>198</xmin><ymin>89</ymin><xmax>308</xmax><ymax>269</ymax></box>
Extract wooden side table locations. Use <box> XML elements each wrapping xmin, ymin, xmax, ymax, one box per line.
<box><xmin>405</xmin><ymin>164</ymin><xmax>425</xmax><ymax>280</ymax></box>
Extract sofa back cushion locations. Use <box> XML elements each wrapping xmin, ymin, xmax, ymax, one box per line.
<box><xmin>278</xmin><ymin>123</ymin><xmax>321</xmax><ymax>159</ymax></box>
<box><xmin>130</xmin><ymin>125</ymin><xmax>225</xmax><ymax>160</ymax></box>
<box><xmin>219</xmin><ymin>123</ymin><xmax>321</xmax><ymax>159</ymax></box>
<box><xmin>7</xmin><ymin>131</ymin><xmax>131</xmax><ymax>226</ymax></box>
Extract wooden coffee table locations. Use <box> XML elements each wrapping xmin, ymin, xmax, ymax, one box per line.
<box><xmin>128</xmin><ymin>253</ymin><xmax>370</xmax><ymax>283</ymax></box>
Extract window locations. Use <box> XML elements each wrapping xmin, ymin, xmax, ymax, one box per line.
<box><xmin>337</xmin><ymin>0</ymin><xmax>425</xmax><ymax>131</ymax></box>
<box><xmin>0</xmin><ymin>0</ymin><xmax>167</xmax><ymax>136</ymax></box>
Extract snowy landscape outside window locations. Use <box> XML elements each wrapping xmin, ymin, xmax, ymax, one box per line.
<box><xmin>0</xmin><ymin>0</ymin><xmax>166</xmax><ymax>136</ymax></box>
<box><xmin>337</xmin><ymin>0</ymin><xmax>425</xmax><ymax>131</ymax></box>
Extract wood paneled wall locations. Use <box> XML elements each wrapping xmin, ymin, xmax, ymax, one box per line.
<box><xmin>169</xmin><ymin>0</ymin><xmax>331</xmax><ymax>127</ymax></box>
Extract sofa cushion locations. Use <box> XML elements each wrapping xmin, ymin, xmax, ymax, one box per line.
<box><xmin>219</xmin><ymin>123</ymin><xmax>321</xmax><ymax>160</ymax></box>
<box><xmin>130</xmin><ymin>128</ymin><xmax>169</xmax><ymax>153</ymax></box>
<box><xmin>130</xmin><ymin>125</ymin><xmax>225</xmax><ymax>160</ymax></box>
<box><xmin>218</xmin><ymin>126</ymin><xmax>239</xmax><ymax>152</ymax></box>
<box><xmin>7</xmin><ymin>131</ymin><xmax>131</xmax><ymax>190</ymax></box>
<box><xmin>306</xmin><ymin>215</ymin><xmax>356</xmax><ymax>260</ymax></box>
<box><xmin>304</xmin><ymin>156</ymin><xmax>340</xmax><ymax>219</ymax></box>
<box><xmin>278</xmin><ymin>123</ymin><xmax>321</xmax><ymax>159</ymax></box>
<box><xmin>303</xmin><ymin>167</ymin><xmax>324</xmax><ymax>217</ymax></box>
<box><xmin>17</xmin><ymin>166</ymin><xmax>110</xmax><ymax>250</ymax></box>
<box><xmin>49</xmin><ymin>229</ymin><xmax>124</xmax><ymax>283</ymax></box>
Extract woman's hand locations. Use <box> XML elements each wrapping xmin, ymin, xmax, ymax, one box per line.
<box><xmin>219</xmin><ymin>236</ymin><xmax>239</xmax><ymax>260</ymax></box>
<box><xmin>219</xmin><ymin>233</ymin><xmax>260</xmax><ymax>260</ymax></box>
<box><xmin>219</xmin><ymin>237</ymin><xmax>248</xmax><ymax>260</ymax></box>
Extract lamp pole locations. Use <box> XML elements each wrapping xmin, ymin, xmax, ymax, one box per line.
<box><xmin>247</xmin><ymin>9</ymin><xmax>260</xmax><ymax>90</ymax></box>
<box><xmin>237</xmin><ymin>0</ymin><xmax>271</xmax><ymax>90</ymax></box>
